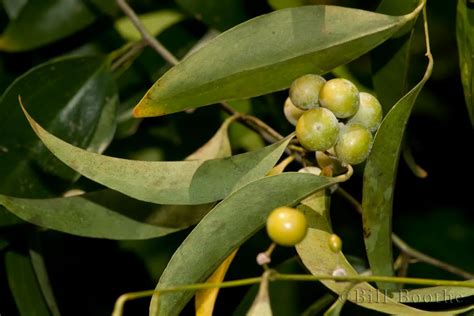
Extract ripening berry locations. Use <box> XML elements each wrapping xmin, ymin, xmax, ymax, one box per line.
<box><xmin>296</xmin><ymin>108</ymin><xmax>339</xmax><ymax>152</ymax></box>
<box><xmin>319</xmin><ymin>78</ymin><xmax>360</xmax><ymax>118</ymax></box>
<box><xmin>283</xmin><ymin>97</ymin><xmax>305</xmax><ymax>126</ymax></box>
<box><xmin>266</xmin><ymin>206</ymin><xmax>308</xmax><ymax>246</ymax></box>
<box><xmin>328</xmin><ymin>234</ymin><xmax>342</xmax><ymax>253</ymax></box>
<box><xmin>335</xmin><ymin>123</ymin><xmax>373</xmax><ymax>165</ymax></box>
<box><xmin>347</xmin><ymin>92</ymin><xmax>383</xmax><ymax>132</ymax></box>
<box><xmin>289</xmin><ymin>74</ymin><xmax>326</xmax><ymax>110</ymax></box>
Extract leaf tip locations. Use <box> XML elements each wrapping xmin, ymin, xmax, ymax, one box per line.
<box><xmin>133</xmin><ymin>92</ymin><xmax>166</xmax><ymax>118</ymax></box>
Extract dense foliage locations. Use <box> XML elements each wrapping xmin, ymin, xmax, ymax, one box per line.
<box><xmin>0</xmin><ymin>0</ymin><xmax>473</xmax><ymax>315</ymax></box>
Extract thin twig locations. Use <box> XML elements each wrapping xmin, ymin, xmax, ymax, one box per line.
<box><xmin>336</xmin><ymin>187</ymin><xmax>474</xmax><ymax>280</ymax></box>
<box><xmin>116</xmin><ymin>0</ymin><xmax>179</xmax><ymax>65</ymax></box>
<box><xmin>116</xmin><ymin>0</ymin><xmax>303</xmax><ymax>161</ymax></box>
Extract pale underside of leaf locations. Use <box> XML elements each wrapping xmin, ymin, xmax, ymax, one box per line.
<box><xmin>296</xmin><ymin>193</ymin><xmax>473</xmax><ymax>315</ymax></box>
<box><xmin>150</xmin><ymin>173</ymin><xmax>337</xmax><ymax>316</ymax></box>
<box><xmin>133</xmin><ymin>5</ymin><xmax>416</xmax><ymax>117</ymax></box>
<box><xmin>21</xmin><ymin>101</ymin><xmax>292</xmax><ymax>205</ymax></box>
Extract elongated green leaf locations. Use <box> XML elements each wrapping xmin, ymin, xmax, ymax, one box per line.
<box><xmin>29</xmin><ymin>236</ymin><xmax>60</xmax><ymax>316</ymax></box>
<box><xmin>296</xmin><ymin>193</ymin><xmax>473</xmax><ymax>315</ymax></box>
<box><xmin>150</xmin><ymin>173</ymin><xmax>337</xmax><ymax>316</ymax></box>
<box><xmin>0</xmin><ymin>0</ymin><xmax>99</xmax><ymax>52</ymax></box>
<box><xmin>133</xmin><ymin>5</ymin><xmax>421</xmax><ymax>117</ymax></box>
<box><xmin>0</xmin><ymin>117</ymin><xmax>235</xmax><ymax>239</ymax></box>
<box><xmin>362</xmin><ymin>46</ymin><xmax>433</xmax><ymax>291</ymax></box>
<box><xmin>371</xmin><ymin>0</ymin><xmax>419</xmax><ymax>113</ymax></box>
<box><xmin>114</xmin><ymin>10</ymin><xmax>184</xmax><ymax>42</ymax></box>
<box><xmin>5</xmin><ymin>248</ymin><xmax>52</xmax><ymax>316</ymax></box>
<box><xmin>456</xmin><ymin>0</ymin><xmax>474</xmax><ymax>125</ymax></box>
<box><xmin>0</xmin><ymin>191</ymin><xmax>204</xmax><ymax>240</ymax></box>
<box><xmin>0</xmin><ymin>56</ymin><xmax>117</xmax><ymax>198</ymax></box>
<box><xmin>175</xmin><ymin>0</ymin><xmax>248</xmax><ymax>31</ymax></box>
<box><xmin>22</xmin><ymin>104</ymin><xmax>291</xmax><ymax>205</ymax></box>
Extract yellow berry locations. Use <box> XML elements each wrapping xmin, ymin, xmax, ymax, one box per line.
<box><xmin>319</xmin><ymin>78</ymin><xmax>359</xmax><ymax>118</ymax></box>
<box><xmin>328</xmin><ymin>234</ymin><xmax>342</xmax><ymax>253</ymax></box>
<box><xmin>348</xmin><ymin>92</ymin><xmax>383</xmax><ymax>132</ymax></box>
<box><xmin>266</xmin><ymin>206</ymin><xmax>308</xmax><ymax>246</ymax></box>
<box><xmin>335</xmin><ymin>123</ymin><xmax>373</xmax><ymax>165</ymax></box>
<box><xmin>289</xmin><ymin>74</ymin><xmax>326</xmax><ymax>110</ymax></box>
<box><xmin>296</xmin><ymin>108</ymin><xmax>339</xmax><ymax>151</ymax></box>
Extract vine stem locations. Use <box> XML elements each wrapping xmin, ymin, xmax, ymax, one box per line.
<box><xmin>336</xmin><ymin>187</ymin><xmax>474</xmax><ymax>280</ymax></box>
<box><xmin>113</xmin><ymin>272</ymin><xmax>474</xmax><ymax>316</ymax></box>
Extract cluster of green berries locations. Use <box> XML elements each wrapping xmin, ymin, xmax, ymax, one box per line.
<box><xmin>284</xmin><ymin>74</ymin><xmax>383</xmax><ymax>165</ymax></box>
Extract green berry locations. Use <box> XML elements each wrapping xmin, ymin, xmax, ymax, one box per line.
<box><xmin>319</xmin><ymin>78</ymin><xmax>359</xmax><ymax>118</ymax></box>
<box><xmin>328</xmin><ymin>234</ymin><xmax>342</xmax><ymax>253</ymax></box>
<box><xmin>335</xmin><ymin>123</ymin><xmax>373</xmax><ymax>165</ymax></box>
<box><xmin>296</xmin><ymin>108</ymin><xmax>339</xmax><ymax>151</ymax></box>
<box><xmin>283</xmin><ymin>97</ymin><xmax>305</xmax><ymax>126</ymax></box>
<box><xmin>289</xmin><ymin>74</ymin><xmax>326</xmax><ymax>110</ymax></box>
<box><xmin>348</xmin><ymin>92</ymin><xmax>383</xmax><ymax>132</ymax></box>
<box><xmin>266</xmin><ymin>206</ymin><xmax>308</xmax><ymax>246</ymax></box>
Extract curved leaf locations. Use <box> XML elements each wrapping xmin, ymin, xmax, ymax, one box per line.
<box><xmin>133</xmin><ymin>5</ymin><xmax>421</xmax><ymax>117</ymax></box>
<box><xmin>362</xmin><ymin>46</ymin><xmax>433</xmax><ymax>291</ymax></box>
<box><xmin>0</xmin><ymin>0</ymin><xmax>99</xmax><ymax>52</ymax></box>
<box><xmin>296</xmin><ymin>193</ymin><xmax>473</xmax><ymax>315</ymax></box>
<box><xmin>5</xmin><ymin>248</ymin><xmax>52</xmax><ymax>316</ymax></box>
<box><xmin>195</xmin><ymin>250</ymin><xmax>238</xmax><ymax>316</ymax></box>
<box><xmin>0</xmin><ymin>116</ymin><xmax>236</xmax><ymax>239</ymax></box>
<box><xmin>456</xmin><ymin>0</ymin><xmax>474</xmax><ymax>126</ymax></box>
<box><xmin>0</xmin><ymin>191</ymin><xmax>208</xmax><ymax>240</ymax></box>
<box><xmin>22</xmin><ymin>103</ymin><xmax>291</xmax><ymax>205</ymax></box>
<box><xmin>150</xmin><ymin>173</ymin><xmax>337</xmax><ymax>316</ymax></box>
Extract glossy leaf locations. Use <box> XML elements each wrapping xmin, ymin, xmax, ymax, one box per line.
<box><xmin>371</xmin><ymin>0</ymin><xmax>419</xmax><ymax>113</ymax></box>
<box><xmin>456</xmin><ymin>0</ymin><xmax>474</xmax><ymax>125</ymax></box>
<box><xmin>195</xmin><ymin>250</ymin><xmax>238</xmax><ymax>316</ymax></box>
<box><xmin>22</xmin><ymin>104</ymin><xmax>292</xmax><ymax>205</ymax></box>
<box><xmin>5</xmin><ymin>248</ymin><xmax>52</xmax><ymax>316</ymax></box>
<box><xmin>115</xmin><ymin>10</ymin><xmax>184</xmax><ymax>42</ymax></box>
<box><xmin>133</xmin><ymin>5</ymin><xmax>421</xmax><ymax>117</ymax></box>
<box><xmin>150</xmin><ymin>173</ymin><xmax>338</xmax><ymax>316</ymax></box>
<box><xmin>0</xmin><ymin>56</ymin><xmax>117</xmax><ymax>198</ymax></box>
<box><xmin>0</xmin><ymin>0</ymin><xmax>99</xmax><ymax>52</ymax></box>
<box><xmin>296</xmin><ymin>193</ymin><xmax>473</xmax><ymax>315</ymax></box>
<box><xmin>175</xmin><ymin>0</ymin><xmax>248</xmax><ymax>31</ymax></box>
<box><xmin>362</xmin><ymin>47</ymin><xmax>433</xmax><ymax>291</ymax></box>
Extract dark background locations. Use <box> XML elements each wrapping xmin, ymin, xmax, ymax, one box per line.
<box><xmin>0</xmin><ymin>0</ymin><xmax>472</xmax><ymax>315</ymax></box>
